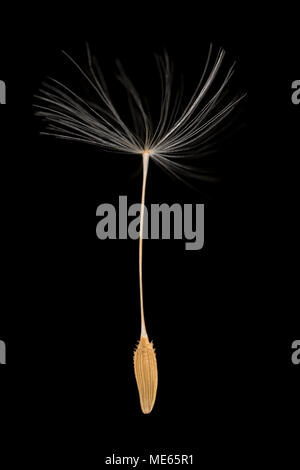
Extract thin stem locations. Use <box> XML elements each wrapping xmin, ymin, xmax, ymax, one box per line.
<box><xmin>139</xmin><ymin>152</ymin><xmax>150</xmax><ymax>338</ymax></box>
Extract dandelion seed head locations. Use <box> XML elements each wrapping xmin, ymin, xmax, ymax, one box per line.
<box><xmin>33</xmin><ymin>44</ymin><xmax>246</xmax><ymax>414</ymax></box>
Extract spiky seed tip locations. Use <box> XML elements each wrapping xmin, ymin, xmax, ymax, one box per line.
<box><xmin>134</xmin><ymin>336</ymin><xmax>158</xmax><ymax>414</ymax></box>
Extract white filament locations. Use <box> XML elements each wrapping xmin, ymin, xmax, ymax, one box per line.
<box><xmin>139</xmin><ymin>153</ymin><xmax>150</xmax><ymax>338</ymax></box>
<box><xmin>35</xmin><ymin>44</ymin><xmax>245</xmax><ymax>183</ymax></box>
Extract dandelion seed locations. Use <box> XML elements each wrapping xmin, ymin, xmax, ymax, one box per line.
<box><xmin>35</xmin><ymin>44</ymin><xmax>245</xmax><ymax>414</ymax></box>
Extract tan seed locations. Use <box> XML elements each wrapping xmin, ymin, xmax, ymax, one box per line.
<box><xmin>134</xmin><ymin>336</ymin><xmax>158</xmax><ymax>414</ymax></box>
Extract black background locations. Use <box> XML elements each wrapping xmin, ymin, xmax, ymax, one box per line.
<box><xmin>0</xmin><ymin>2</ymin><xmax>299</xmax><ymax>467</ymax></box>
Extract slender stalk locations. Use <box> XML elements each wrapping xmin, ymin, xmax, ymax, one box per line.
<box><xmin>134</xmin><ymin>151</ymin><xmax>158</xmax><ymax>415</ymax></box>
<box><xmin>139</xmin><ymin>152</ymin><xmax>150</xmax><ymax>338</ymax></box>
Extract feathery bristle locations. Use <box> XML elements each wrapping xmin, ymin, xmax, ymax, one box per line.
<box><xmin>34</xmin><ymin>45</ymin><xmax>245</xmax><ymax>185</ymax></box>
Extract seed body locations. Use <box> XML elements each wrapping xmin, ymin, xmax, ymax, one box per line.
<box><xmin>134</xmin><ymin>336</ymin><xmax>158</xmax><ymax>414</ymax></box>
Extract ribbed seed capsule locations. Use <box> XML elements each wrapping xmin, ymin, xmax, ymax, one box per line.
<box><xmin>134</xmin><ymin>336</ymin><xmax>158</xmax><ymax>414</ymax></box>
